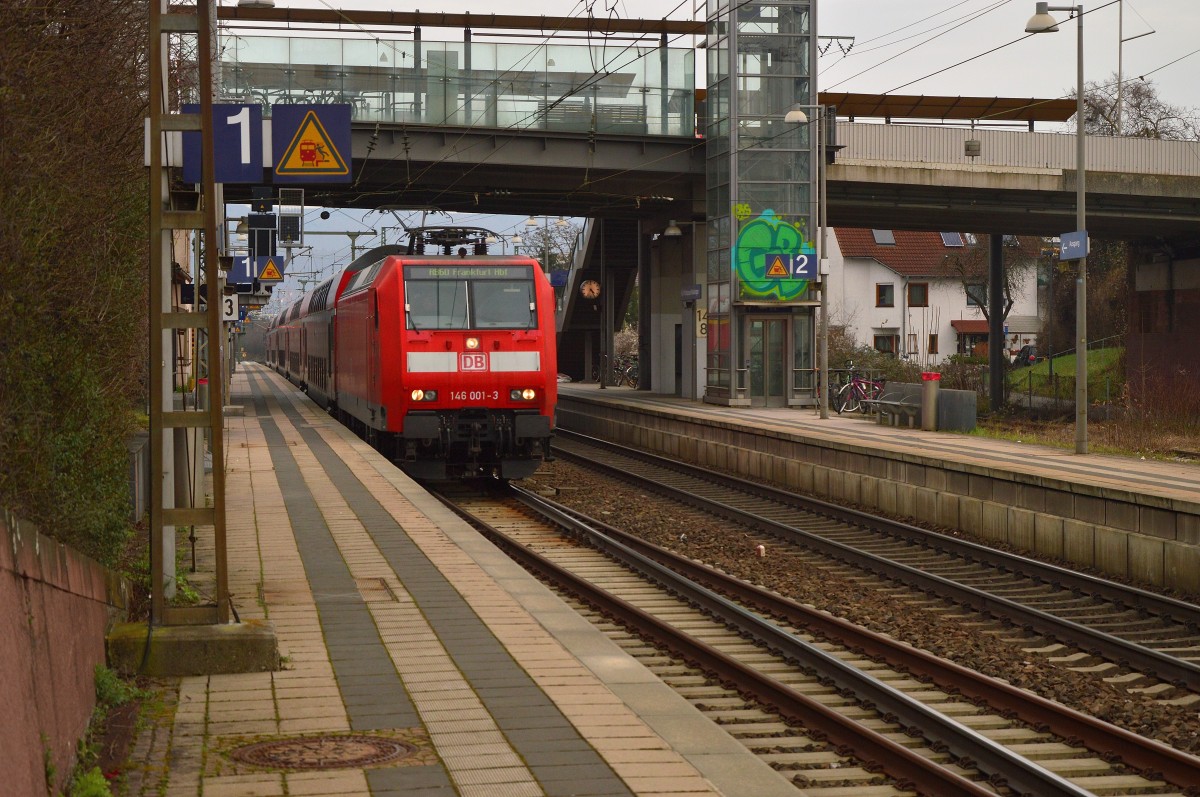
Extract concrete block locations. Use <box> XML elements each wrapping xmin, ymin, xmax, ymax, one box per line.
<box><xmin>859</xmin><ymin>476</ymin><xmax>879</xmax><ymax>511</ymax></box>
<box><xmin>1127</xmin><ymin>534</ymin><xmax>1165</xmax><ymax>587</ymax></box>
<box><xmin>878</xmin><ymin>480</ymin><xmax>898</xmax><ymax>515</ymax></box>
<box><xmin>1034</xmin><ymin>514</ymin><xmax>1065</xmax><ymax>560</ymax></box>
<box><xmin>1093</xmin><ymin>527</ymin><xmax>1130</xmax><ymax>578</ymax></box>
<box><xmin>915</xmin><ymin>488</ymin><xmax>939</xmax><ymax>525</ymax></box>
<box><xmin>896</xmin><ymin>483</ymin><xmax>917</xmax><ymax>519</ymax></box>
<box><xmin>1179</xmin><ymin>512</ymin><xmax>1200</xmax><ymax>545</ymax></box>
<box><xmin>1009</xmin><ymin>508</ymin><xmax>1037</xmax><ymax>551</ymax></box>
<box><xmin>992</xmin><ymin>480</ymin><xmax>1017</xmax><ymax>506</ymax></box>
<box><xmin>1165</xmin><ymin>541</ymin><xmax>1200</xmax><ymax>594</ymax></box>
<box><xmin>1017</xmin><ymin>484</ymin><xmax>1047</xmax><ymax>513</ymax></box>
<box><xmin>1074</xmin><ymin>494</ymin><xmax>1105</xmax><ymax>525</ymax></box>
<box><xmin>827</xmin><ymin>469</ymin><xmax>846</xmax><ymax>502</ymax></box>
<box><xmin>906</xmin><ymin>464</ymin><xmax>928</xmax><ymax>488</ymax></box>
<box><xmin>946</xmin><ymin>471</ymin><xmax>969</xmax><ymax>497</ymax></box>
<box><xmin>794</xmin><ymin>461</ymin><xmax>814</xmax><ymax>493</ymax></box>
<box><xmin>1139</xmin><ymin>506</ymin><xmax>1177</xmax><ymax>541</ymax></box>
<box><xmin>1044</xmin><ymin>488</ymin><xmax>1073</xmax><ymax>518</ymax></box>
<box><xmin>979</xmin><ymin>504</ymin><xmax>1008</xmax><ymax>542</ymax></box>
<box><xmin>892</xmin><ymin>484</ymin><xmax>915</xmax><ymax>521</ymax></box>
<box><xmin>936</xmin><ymin>492</ymin><xmax>960</xmax><ymax>529</ymax></box>
<box><xmin>107</xmin><ymin>620</ymin><xmax>279</xmax><ymax>676</ymax></box>
<box><xmin>812</xmin><ymin>466</ymin><xmax>830</xmax><ymax>500</ymax></box>
<box><xmin>841</xmin><ymin>471</ymin><xmax>862</xmax><ymax>506</ymax></box>
<box><xmin>1062</xmin><ymin>520</ymin><xmax>1095</xmax><ymax>567</ymax></box>
<box><xmin>1105</xmin><ymin>499</ymin><xmax>1138</xmax><ymax>532</ymax></box>
<box><xmin>958</xmin><ymin>496</ymin><xmax>983</xmax><ymax>536</ymax></box>
<box><xmin>968</xmin><ymin>475</ymin><xmax>993</xmax><ymax>501</ymax></box>
<box><xmin>926</xmin><ymin>468</ymin><xmax>948</xmax><ymax>492</ymax></box>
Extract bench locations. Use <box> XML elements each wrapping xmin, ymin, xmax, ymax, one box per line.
<box><xmin>861</xmin><ymin>396</ymin><xmax>921</xmax><ymax>428</ymax></box>
<box><xmin>537</xmin><ymin>101</ymin><xmax>647</xmax><ymax>133</ymax></box>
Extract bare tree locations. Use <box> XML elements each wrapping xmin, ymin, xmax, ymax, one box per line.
<box><xmin>1076</xmin><ymin>72</ymin><xmax>1199</xmax><ymax>139</ymax></box>
<box><xmin>944</xmin><ymin>235</ymin><xmax>1041</xmax><ymax>323</ymax></box>
<box><xmin>518</xmin><ymin>220</ymin><xmax>581</xmax><ymax>272</ymax></box>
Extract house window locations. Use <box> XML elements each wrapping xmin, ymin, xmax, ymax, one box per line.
<box><xmin>940</xmin><ymin>232</ymin><xmax>963</xmax><ymax>247</ymax></box>
<box><xmin>876</xmin><ymin>283</ymin><xmax>894</xmax><ymax>307</ymax></box>
<box><xmin>908</xmin><ymin>282</ymin><xmax>929</xmax><ymax>307</ymax></box>
<box><xmin>874</xmin><ymin>334</ymin><xmax>898</xmax><ymax>354</ymax></box>
<box><xmin>928</xmin><ymin>333</ymin><xmax>939</xmax><ymax>354</ymax></box>
<box><xmin>872</xmin><ymin>229</ymin><xmax>896</xmax><ymax>245</ymax></box>
<box><xmin>966</xmin><ymin>283</ymin><xmax>987</xmax><ymax>307</ymax></box>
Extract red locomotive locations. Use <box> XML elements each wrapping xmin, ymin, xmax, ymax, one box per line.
<box><xmin>267</xmin><ymin>227</ymin><xmax>557</xmax><ymax>480</ymax></box>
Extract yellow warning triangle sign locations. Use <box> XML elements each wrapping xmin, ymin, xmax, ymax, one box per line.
<box><xmin>765</xmin><ymin>255</ymin><xmax>790</xmax><ymax>277</ymax></box>
<box><xmin>276</xmin><ymin>111</ymin><xmax>350</xmax><ymax>176</ymax></box>
<box><xmin>259</xmin><ymin>258</ymin><xmax>283</xmax><ymax>281</ymax></box>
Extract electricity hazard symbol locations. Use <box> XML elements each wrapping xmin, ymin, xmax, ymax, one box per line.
<box><xmin>258</xmin><ymin>258</ymin><xmax>284</xmax><ymax>281</ymax></box>
<box><xmin>270</xmin><ymin>105</ymin><xmax>350</xmax><ymax>180</ymax></box>
<box><xmin>765</xmin><ymin>255</ymin><xmax>790</xmax><ymax>277</ymax></box>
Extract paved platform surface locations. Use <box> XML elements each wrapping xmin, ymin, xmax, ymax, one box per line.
<box><xmin>125</xmin><ymin>364</ymin><xmax>798</xmax><ymax>797</ymax></box>
<box><xmin>559</xmin><ymin>383</ymin><xmax>1200</xmax><ymax>506</ymax></box>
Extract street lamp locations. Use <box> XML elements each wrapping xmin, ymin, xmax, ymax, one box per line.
<box><xmin>784</xmin><ymin>104</ymin><xmax>830</xmax><ymax>420</ymax></box>
<box><xmin>1026</xmin><ymin>2</ymin><xmax>1088</xmax><ymax>454</ymax></box>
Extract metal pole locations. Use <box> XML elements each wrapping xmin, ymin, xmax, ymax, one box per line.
<box><xmin>1116</xmin><ymin>0</ymin><xmax>1122</xmax><ymax>134</ymax></box>
<box><xmin>1074</xmin><ymin>5</ymin><xmax>1088</xmax><ymax>454</ymax></box>
<box><xmin>818</xmin><ymin>107</ymin><xmax>829</xmax><ymax>419</ymax></box>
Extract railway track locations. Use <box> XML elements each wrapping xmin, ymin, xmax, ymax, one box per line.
<box><xmin>550</xmin><ymin>431</ymin><xmax>1200</xmax><ymax>698</ymax></box>
<box><xmin>433</xmin><ymin>481</ymin><xmax>1200</xmax><ymax>797</ymax></box>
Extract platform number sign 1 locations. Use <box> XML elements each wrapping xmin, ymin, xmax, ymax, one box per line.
<box><xmin>696</xmin><ymin>308</ymin><xmax>708</xmax><ymax>338</ymax></box>
<box><xmin>182</xmin><ymin>103</ymin><xmax>264</xmax><ymax>184</ymax></box>
<box><xmin>222</xmin><ymin>294</ymin><xmax>239</xmax><ymax>323</ymax></box>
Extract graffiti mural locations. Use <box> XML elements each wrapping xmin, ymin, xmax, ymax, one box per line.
<box><xmin>732</xmin><ymin>206</ymin><xmax>816</xmax><ymax>302</ymax></box>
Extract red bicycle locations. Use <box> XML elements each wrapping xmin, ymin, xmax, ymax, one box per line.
<box><xmin>835</xmin><ymin>364</ymin><xmax>885</xmax><ymax>414</ymax></box>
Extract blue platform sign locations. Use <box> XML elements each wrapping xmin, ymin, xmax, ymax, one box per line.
<box><xmin>228</xmin><ymin>255</ymin><xmax>286</xmax><ymax>285</ymax></box>
<box><xmin>182</xmin><ymin>103</ymin><xmax>263</xmax><ymax>184</ymax></box>
<box><xmin>1060</xmin><ymin>230</ymin><xmax>1089</xmax><ymax>261</ymax></box>
<box><xmin>764</xmin><ymin>253</ymin><xmax>815</xmax><ymax>279</ymax></box>
<box><xmin>272</xmin><ymin>104</ymin><xmax>353</xmax><ymax>184</ymax></box>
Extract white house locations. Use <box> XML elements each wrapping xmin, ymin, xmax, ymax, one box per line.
<box><xmin>825</xmin><ymin>228</ymin><xmax>1042</xmax><ymax>366</ymax></box>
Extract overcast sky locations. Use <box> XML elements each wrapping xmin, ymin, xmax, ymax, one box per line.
<box><xmin>242</xmin><ymin>0</ymin><xmax>1200</xmax><ymax>108</ymax></box>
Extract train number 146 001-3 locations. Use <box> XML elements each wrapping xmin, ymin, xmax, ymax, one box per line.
<box><xmin>450</xmin><ymin>390</ymin><xmax>500</xmax><ymax>401</ymax></box>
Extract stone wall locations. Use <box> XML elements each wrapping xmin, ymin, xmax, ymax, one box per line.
<box><xmin>558</xmin><ymin>397</ymin><xmax>1200</xmax><ymax>594</ymax></box>
<box><xmin>1</xmin><ymin>510</ymin><xmax>129</xmax><ymax>796</ymax></box>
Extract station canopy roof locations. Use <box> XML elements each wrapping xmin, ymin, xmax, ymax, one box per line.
<box><xmin>818</xmin><ymin>92</ymin><xmax>1078</xmax><ymax>123</ymax></box>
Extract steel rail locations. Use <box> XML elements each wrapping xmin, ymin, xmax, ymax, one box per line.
<box><xmin>514</xmin><ymin>484</ymin><xmax>1200</xmax><ymax>790</ymax></box>
<box><xmin>436</xmin><ymin>484</ymin><xmax>1092</xmax><ymax>797</ymax></box>
<box><xmin>557</xmin><ymin>430</ymin><xmax>1200</xmax><ymax>629</ymax></box>
<box><xmin>553</xmin><ymin>431</ymin><xmax>1200</xmax><ymax>690</ymax></box>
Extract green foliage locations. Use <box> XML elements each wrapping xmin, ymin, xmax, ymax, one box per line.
<box><xmin>68</xmin><ymin>767</ymin><xmax>113</xmax><ymax>797</ymax></box>
<box><xmin>95</xmin><ymin>665</ymin><xmax>141</xmax><ymax>709</ymax></box>
<box><xmin>0</xmin><ymin>1</ymin><xmax>148</xmax><ymax>565</ymax></box>
<box><xmin>1007</xmin><ymin>347</ymin><xmax>1123</xmax><ymax>401</ymax></box>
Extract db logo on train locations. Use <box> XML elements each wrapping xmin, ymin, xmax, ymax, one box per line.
<box><xmin>461</xmin><ymin>353</ymin><xmax>488</xmax><ymax>371</ymax></box>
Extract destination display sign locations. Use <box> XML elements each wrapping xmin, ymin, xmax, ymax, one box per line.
<box><xmin>404</xmin><ymin>265</ymin><xmax>530</xmax><ymax>280</ymax></box>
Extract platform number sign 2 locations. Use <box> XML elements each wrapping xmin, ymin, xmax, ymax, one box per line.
<box><xmin>222</xmin><ymin>295</ymin><xmax>239</xmax><ymax>323</ymax></box>
<box><xmin>696</xmin><ymin>308</ymin><xmax>708</xmax><ymax>338</ymax></box>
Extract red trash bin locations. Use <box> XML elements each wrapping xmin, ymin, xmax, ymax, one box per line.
<box><xmin>920</xmin><ymin>372</ymin><xmax>941</xmax><ymax>431</ymax></box>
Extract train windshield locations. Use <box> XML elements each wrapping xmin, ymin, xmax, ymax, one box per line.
<box><xmin>405</xmin><ymin>266</ymin><xmax>536</xmax><ymax>330</ymax></box>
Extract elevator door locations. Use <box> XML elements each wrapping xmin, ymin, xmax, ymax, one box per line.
<box><xmin>747</xmin><ymin>317</ymin><xmax>787</xmax><ymax>407</ymax></box>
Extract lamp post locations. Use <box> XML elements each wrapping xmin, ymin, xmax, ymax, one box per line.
<box><xmin>1026</xmin><ymin>2</ymin><xmax>1088</xmax><ymax>454</ymax></box>
<box><xmin>783</xmin><ymin>104</ymin><xmax>829</xmax><ymax>419</ymax></box>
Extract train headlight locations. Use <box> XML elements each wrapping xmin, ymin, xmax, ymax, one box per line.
<box><xmin>510</xmin><ymin>388</ymin><xmax>537</xmax><ymax>401</ymax></box>
<box><xmin>411</xmin><ymin>389</ymin><xmax>437</xmax><ymax>401</ymax></box>
<box><xmin>465</xmin><ymin>337</ymin><xmax>480</xmax><ymax>350</ymax></box>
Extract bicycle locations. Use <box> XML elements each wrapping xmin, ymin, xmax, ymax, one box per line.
<box><xmin>834</xmin><ymin>363</ymin><xmax>885</xmax><ymax>414</ymax></box>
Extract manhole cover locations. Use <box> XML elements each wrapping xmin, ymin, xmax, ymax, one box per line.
<box><xmin>228</xmin><ymin>734</ymin><xmax>416</xmax><ymax>770</ymax></box>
